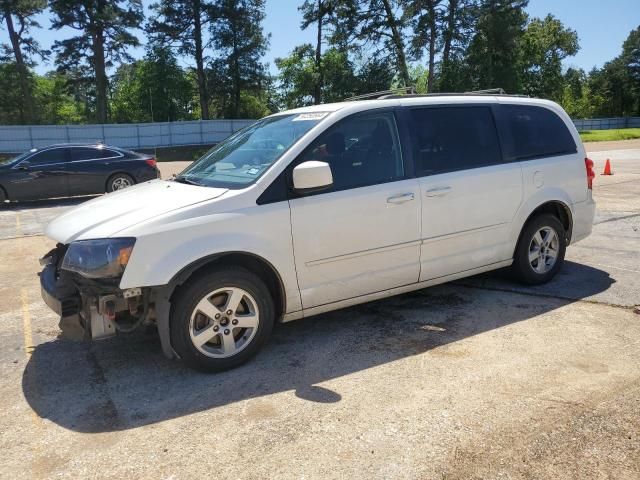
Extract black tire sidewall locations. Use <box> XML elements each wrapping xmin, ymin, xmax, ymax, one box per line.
<box><xmin>107</xmin><ymin>174</ymin><xmax>134</xmax><ymax>193</ymax></box>
<box><xmin>170</xmin><ymin>268</ymin><xmax>275</xmax><ymax>372</ymax></box>
<box><xmin>513</xmin><ymin>214</ymin><xmax>567</xmax><ymax>285</ymax></box>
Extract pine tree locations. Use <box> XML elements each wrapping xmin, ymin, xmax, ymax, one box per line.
<box><xmin>148</xmin><ymin>0</ymin><xmax>214</xmax><ymax>119</ymax></box>
<box><xmin>50</xmin><ymin>0</ymin><xmax>144</xmax><ymax>123</ymax></box>
<box><xmin>1</xmin><ymin>0</ymin><xmax>48</xmax><ymax>123</ymax></box>
<box><xmin>210</xmin><ymin>0</ymin><xmax>269</xmax><ymax>118</ymax></box>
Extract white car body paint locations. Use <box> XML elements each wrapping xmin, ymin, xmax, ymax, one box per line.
<box><xmin>45</xmin><ymin>95</ymin><xmax>595</xmax><ymax>323</ymax></box>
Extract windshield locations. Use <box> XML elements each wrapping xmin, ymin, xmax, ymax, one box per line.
<box><xmin>176</xmin><ymin>113</ymin><xmax>328</xmax><ymax>188</ymax></box>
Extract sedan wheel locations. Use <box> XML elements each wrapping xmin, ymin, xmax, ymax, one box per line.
<box><xmin>108</xmin><ymin>174</ymin><xmax>134</xmax><ymax>192</ymax></box>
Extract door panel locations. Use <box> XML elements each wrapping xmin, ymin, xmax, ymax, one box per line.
<box><xmin>6</xmin><ymin>148</ymin><xmax>69</xmax><ymax>200</ymax></box>
<box><xmin>68</xmin><ymin>147</ymin><xmax>120</xmax><ymax>195</ymax></box>
<box><xmin>409</xmin><ymin>105</ymin><xmax>523</xmax><ymax>281</ymax></box>
<box><xmin>288</xmin><ymin>109</ymin><xmax>421</xmax><ymax>309</ymax></box>
<box><xmin>419</xmin><ymin>163</ymin><xmax>522</xmax><ymax>280</ymax></box>
<box><xmin>290</xmin><ymin>179</ymin><xmax>421</xmax><ymax>308</ymax></box>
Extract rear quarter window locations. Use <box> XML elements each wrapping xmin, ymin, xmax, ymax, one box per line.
<box><xmin>501</xmin><ymin>105</ymin><xmax>577</xmax><ymax>161</ymax></box>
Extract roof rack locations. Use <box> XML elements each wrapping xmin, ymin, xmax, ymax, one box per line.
<box><xmin>344</xmin><ymin>86</ymin><xmax>417</xmax><ymax>101</ymax></box>
<box><xmin>345</xmin><ymin>86</ymin><xmax>527</xmax><ymax>101</ymax></box>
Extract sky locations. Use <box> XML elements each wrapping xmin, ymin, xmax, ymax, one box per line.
<box><xmin>13</xmin><ymin>0</ymin><xmax>640</xmax><ymax>76</ymax></box>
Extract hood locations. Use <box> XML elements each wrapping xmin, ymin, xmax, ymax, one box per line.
<box><xmin>46</xmin><ymin>180</ymin><xmax>228</xmax><ymax>243</ymax></box>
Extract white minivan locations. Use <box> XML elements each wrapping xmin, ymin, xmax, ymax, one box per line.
<box><xmin>40</xmin><ymin>94</ymin><xmax>596</xmax><ymax>371</ymax></box>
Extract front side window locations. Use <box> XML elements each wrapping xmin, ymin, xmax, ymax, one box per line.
<box><xmin>296</xmin><ymin>111</ymin><xmax>404</xmax><ymax>191</ymax></box>
<box><xmin>28</xmin><ymin>148</ymin><xmax>68</xmax><ymax>165</ymax></box>
<box><xmin>178</xmin><ymin>113</ymin><xmax>327</xmax><ymax>188</ymax></box>
<box><xmin>411</xmin><ymin>106</ymin><xmax>502</xmax><ymax>176</ymax></box>
<box><xmin>501</xmin><ymin>105</ymin><xmax>577</xmax><ymax>161</ymax></box>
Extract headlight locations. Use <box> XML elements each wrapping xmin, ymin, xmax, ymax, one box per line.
<box><xmin>61</xmin><ymin>238</ymin><xmax>136</xmax><ymax>279</ymax></box>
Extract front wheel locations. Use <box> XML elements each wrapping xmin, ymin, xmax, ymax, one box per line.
<box><xmin>511</xmin><ymin>214</ymin><xmax>566</xmax><ymax>285</ymax></box>
<box><xmin>170</xmin><ymin>268</ymin><xmax>275</xmax><ymax>372</ymax></box>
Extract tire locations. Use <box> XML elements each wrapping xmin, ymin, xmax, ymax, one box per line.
<box><xmin>107</xmin><ymin>173</ymin><xmax>134</xmax><ymax>192</ymax></box>
<box><xmin>170</xmin><ymin>267</ymin><xmax>275</xmax><ymax>372</ymax></box>
<box><xmin>0</xmin><ymin>187</ymin><xmax>6</xmax><ymax>204</ymax></box>
<box><xmin>511</xmin><ymin>214</ymin><xmax>566</xmax><ymax>285</ymax></box>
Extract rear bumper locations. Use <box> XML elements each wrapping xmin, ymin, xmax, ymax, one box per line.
<box><xmin>570</xmin><ymin>197</ymin><xmax>596</xmax><ymax>244</ymax></box>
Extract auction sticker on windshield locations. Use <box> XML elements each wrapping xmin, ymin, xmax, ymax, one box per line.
<box><xmin>292</xmin><ymin>112</ymin><xmax>329</xmax><ymax>121</ymax></box>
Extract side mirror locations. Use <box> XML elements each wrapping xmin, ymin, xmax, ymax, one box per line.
<box><xmin>18</xmin><ymin>160</ymin><xmax>31</xmax><ymax>171</ymax></box>
<box><xmin>292</xmin><ymin>161</ymin><xmax>333</xmax><ymax>193</ymax></box>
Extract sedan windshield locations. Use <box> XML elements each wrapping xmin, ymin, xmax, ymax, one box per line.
<box><xmin>176</xmin><ymin>113</ymin><xmax>328</xmax><ymax>188</ymax></box>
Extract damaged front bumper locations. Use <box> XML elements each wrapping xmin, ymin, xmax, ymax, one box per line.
<box><xmin>39</xmin><ymin>245</ymin><xmax>150</xmax><ymax>342</ymax></box>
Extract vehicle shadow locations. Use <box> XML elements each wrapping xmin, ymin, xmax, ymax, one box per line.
<box><xmin>22</xmin><ymin>261</ymin><xmax>615</xmax><ymax>433</ymax></box>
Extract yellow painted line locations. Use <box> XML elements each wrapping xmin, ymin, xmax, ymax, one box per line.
<box><xmin>15</xmin><ymin>212</ymin><xmax>22</xmax><ymax>236</ymax></box>
<box><xmin>21</xmin><ymin>288</ymin><xmax>34</xmax><ymax>357</ymax></box>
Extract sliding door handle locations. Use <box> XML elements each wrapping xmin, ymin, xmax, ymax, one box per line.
<box><xmin>387</xmin><ymin>192</ymin><xmax>415</xmax><ymax>204</ymax></box>
<box><xmin>425</xmin><ymin>186</ymin><xmax>452</xmax><ymax>197</ymax></box>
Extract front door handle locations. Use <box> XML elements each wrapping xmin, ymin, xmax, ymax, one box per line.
<box><xmin>425</xmin><ymin>186</ymin><xmax>452</xmax><ymax>197</ymax></box>
<box><xmin>387</xmin><ymin>192</ymin><xmax>415</xmax><ymax>204</ymax></box>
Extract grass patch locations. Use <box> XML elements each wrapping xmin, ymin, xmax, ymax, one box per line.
<box><xmin>580</xmin><ymin>128</ymin><xmax>640</xmax><ymax>142</ymax></box>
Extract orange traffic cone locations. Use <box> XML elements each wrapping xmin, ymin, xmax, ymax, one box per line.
<box><xmin>602</xmin><ymin>158</ymin><xmax>613</xmax><ymax>175</ymax></box>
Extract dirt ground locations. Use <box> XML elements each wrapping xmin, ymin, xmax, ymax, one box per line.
<box><xmin>0</xmin><ymin>141</ymin><xmax>639</xmax><ymax>479</ymax></box>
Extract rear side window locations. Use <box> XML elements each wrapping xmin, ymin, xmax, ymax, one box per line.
<box><xmin>71</xmin><ymin>147</ymin><xmax>100</xmax><ymax>161</ymax></box>
<box><xmin>501</xmin><ymin>105</ymin><xmax>577</xmax><ymax>161</ymax></box>
<box><xmin>410</xmin><ymin>106</ymin><xmax>502</xmax><ymax>176</ymax></box>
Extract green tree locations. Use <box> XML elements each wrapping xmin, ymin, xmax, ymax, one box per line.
<box><xmin>111</xmin><ymin>47</ymin><xmax>195</xmax><ymax>123</ymax></box>
<box><xmin>520</xmin><ymin>15</ymin><xmax>579</xmax><ymax>99</ymax></box>
<box><xmin>49</xmin><ymin>0</ymin><xmax>144</xmax><ymax>123</ymax></box>
<box><xmin>210</xmin><ymin>0</ymin><xmax>270</xmax><ymax>118</ymax></box>
<box><xmin>335</xmin><ymin>0</ymin><xmax>411</xmax><ymax>87</ymax></box>
<box><xmin>406</xmin><ymin>0</ymin><xmax>442</xmax><ymax>92</ymax></box>
<box><xmin>438</xmin><ymin>0</ymin><xmax>477</xmax><ymax>91</ymax></box>
<box><xmin>0</xmin><ymin>0</ymin><xmax>48</xmax><ymax>123</ymax></box>
<box><xmin>299</xmin><ymin>0</ymin><xmax>336</xmax><ymax>104</ymax></box>
<box><xmin>147</xmin><ymin>0</ymin><xmax>214</xmax><ymax>120</ymax></box>
<box><xmin>464</xmin><ymin>0</ymin><xmax>528</xmax><ymax>93</ymax></box>
<box><xmin>35</xmin><ymin>71</ymin><xmax>86</xmax><ymax>124</ymax></box>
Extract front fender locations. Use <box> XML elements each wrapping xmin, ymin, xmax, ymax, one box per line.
<box><xmin>119</xmin><ymin>202</ymin><xmax>302</xmax><ymax>313</ymax></box>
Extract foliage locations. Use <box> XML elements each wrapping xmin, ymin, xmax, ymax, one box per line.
<box><xmin>0</xmin><ymin>1</ymin><xmax>638</xmax><ymax>126</ymax></box>
<box><xmin>209</xmin><ymin>0</ymin><xmax>270</xmax><ymax>118</ymax></box>
<box><xmin>49</xmin><ymin>0</ymin><xmax>144</xmax><ymax>123</ymax></box>
<box><xmin>111</xmin><ymin>46</ymin><xmax>195</xmax><ymax>123</ymax></box>
<box><xmin>580</xmin><ymin>128</ymin><xmax>640</xmax><ymax>143</ymax></box>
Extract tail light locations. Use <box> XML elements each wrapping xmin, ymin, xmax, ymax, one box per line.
<box><xmin>145</xmin><ymin>158</ymin><xmax>157</xmax><ymax>168</ymax></box>
<box><xmin>585</xmin><ymin>158</ymin><xmax>595</xmax><ymax>190</ymax></box>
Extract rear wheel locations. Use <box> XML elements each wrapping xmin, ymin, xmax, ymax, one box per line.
<box><xmin>0</xmin><ymin>188</ymin><xmax>6</xmax><ymax>204</ymax></box>
<box><xmin>107</xmin><ymin>173</ymin><xmax>134</xmax><ymax>192</ymax></box>
<box><xmin>511</xmin><ymin>214</ymin><xmax>566</xmax><ymax>285</ymax></box>
<box><xmin>170</xmin><ymin>268</ymin><xmax>275</xmax><ymax>372</ymax></box>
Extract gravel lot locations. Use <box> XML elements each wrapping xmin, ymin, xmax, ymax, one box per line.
<box><xmin>0</xmin><ymin>142</ymin><xmax>639</xmax><ymax>479</ymax></box>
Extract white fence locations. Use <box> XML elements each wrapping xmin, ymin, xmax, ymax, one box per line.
<box><xmin>1</xmin><ymin>116</ymin><xmax>640</xmax><ymax>153</ymax></box>
<box><xmin>0</xmin><ymin>119</ymin><xmax>255</xmax><ymax>153</ymax></box>
<box><xmin>573</xmin><ymin>116</ymin><xmax>640</xmax><ymax>131</ymax></box>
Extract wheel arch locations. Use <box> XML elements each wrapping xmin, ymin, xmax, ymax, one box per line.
<box><xmin>167</xmin><ymin>251</ymin><xmax>286</xmax><ymax>320</ymax></box>
<box><xmin>513</xmin><ymin>200</ymin><xmax>573</xmax><ymax>257</ymax></box>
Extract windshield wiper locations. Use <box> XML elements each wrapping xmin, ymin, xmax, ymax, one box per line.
<box><xmin>174</xmin><ymin>175</ymin><xmax>204</xmax><ymax>186</ymax></box>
